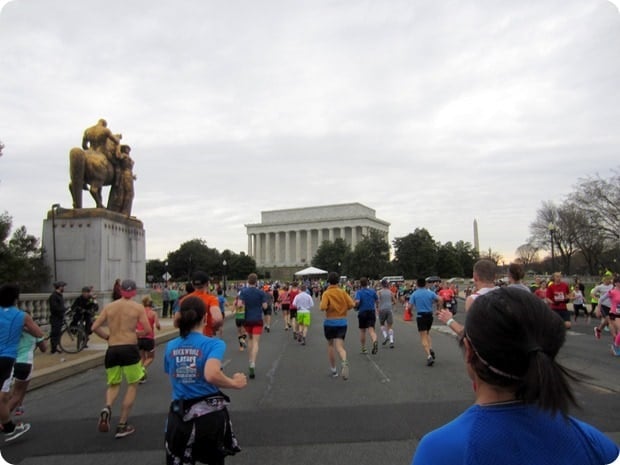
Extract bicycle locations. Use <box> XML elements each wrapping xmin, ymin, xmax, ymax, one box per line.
<box><xmin>39</xmin><ymin>308</ymin><xmax>89</xmax><ymax>354</ymax></box>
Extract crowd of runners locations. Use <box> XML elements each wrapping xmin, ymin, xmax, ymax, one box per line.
<box><xmin>2</xmin><ymin>261</ymin><xmax>620</xmax><ymax>463</ymax></box>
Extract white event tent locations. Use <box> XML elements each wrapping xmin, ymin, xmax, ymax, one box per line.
<box><xmin>293</xmin><ymin>266</ymin><xmax>329</xmax><ymax>277</ymax></box>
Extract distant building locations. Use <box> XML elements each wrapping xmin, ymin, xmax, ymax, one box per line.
<box><xmin>246</xmin><ymin>203</ymin><xmax>390</xmax><ymax>268</ymax></box>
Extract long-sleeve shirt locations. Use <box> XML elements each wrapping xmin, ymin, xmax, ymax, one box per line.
<box><xmin>320</xmin><ymin>285</ymin><xmax>354</xmax><ymax>319</ymax></box>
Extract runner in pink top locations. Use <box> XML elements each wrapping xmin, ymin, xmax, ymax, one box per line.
<box><xmin>602</xmin><ymin>276</ymin><xmax>620</xmax><ymax>356</ymax></box>
<box><xmin>137</xmin><ymin>296</ymin><xmax>161</xmax><ymax>382</ymax></box>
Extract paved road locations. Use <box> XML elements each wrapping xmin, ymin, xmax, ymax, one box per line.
<box><xmin>3</xmin><ymin>300</ymin><xmax>619</xmax><ymax>465</ymax></box>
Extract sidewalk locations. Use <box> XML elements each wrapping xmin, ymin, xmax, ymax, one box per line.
<box><xmin>29</xmin><ymin>318</ymin><xmax>179</xmax><ymax>391</ymax></box>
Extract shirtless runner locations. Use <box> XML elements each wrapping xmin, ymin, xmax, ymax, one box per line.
<box><xmin>91</xmin><ymin>279</ymin><xmax>151</xmax><ymax>439</ymax></box>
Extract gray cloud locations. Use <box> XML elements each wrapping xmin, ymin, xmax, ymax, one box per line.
<box><xmin>1</xmin><ymin>0</ymin><xmax>619</xmax><ymax>263</ymax></box>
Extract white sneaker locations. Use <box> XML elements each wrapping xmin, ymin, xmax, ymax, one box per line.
<box><xmin>4</xmin><ymin>423</ymin><xmax>31</xmax><ymax>442</ymax></box>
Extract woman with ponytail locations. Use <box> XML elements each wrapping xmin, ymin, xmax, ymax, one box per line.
<box><xmin>412</xmin><ymin>287</ymin><xmax>619</xmax><ymax>465</ymax></box>
<box><xmin>164</xmin><ymin>296</ymin><xmax>247</xmax><ymax>465</ymax></box>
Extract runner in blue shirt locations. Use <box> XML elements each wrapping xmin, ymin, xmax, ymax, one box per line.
<box><xmin>354</xmin><ymin>277</ymin><xmax>379</xmax><ymax>354</ymax></box>
<box><xmin>408</xmin><ymin>278</ymin><xmax>442</xmax><ymax>366</ymax></box>
<box><xmin>164</xmin><ymin>295</ymin><xmax>247</xmax><ymax>464</ymax></box>
<box><xmin>412</xmin><ymin>287</ymin><xmax>619</xmax><ymax>465</ymax></box>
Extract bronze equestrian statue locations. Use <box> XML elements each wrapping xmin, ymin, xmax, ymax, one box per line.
<box><xmin>68</xmin><ymin>119</ymin><xmax>135</xmax><ymax>215</ymax></box>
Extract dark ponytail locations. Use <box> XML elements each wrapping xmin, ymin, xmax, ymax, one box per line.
<box><xmin>178</xmin><ymin>296</ymin><xmax>206</xmax><ymax>338</ymax></box>
<box><xmin>466</xmin><ymin>287</ymin><xmax>580</xmax><ymax>417</ymax></box>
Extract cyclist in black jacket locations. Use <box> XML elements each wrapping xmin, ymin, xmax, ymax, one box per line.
<box><xmin>71</xmin><ymin>286</ymin><xmax>99</xmax><ymax>342</ymax></box>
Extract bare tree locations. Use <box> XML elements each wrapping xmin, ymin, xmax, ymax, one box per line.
<box><xmin>529</xmin><ymin>201</ymin><xmax>577</xmax><ymax>274</ymax></box>
<box><xmin>481</xmin><ymin>247</ymin><xmax>503</xmax><ymax>266</ymax></box>
<box><xmin>570</xmin><ymin>170</ymin><xmax>620</xmax><ymax>243</ymax></box>
<box><xmin>515</xmin><ymin>243</ymin><xmax>539</xmax><ymax>267</ymax></box>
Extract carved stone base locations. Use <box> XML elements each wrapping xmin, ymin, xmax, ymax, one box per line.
<box><xmin>42</xmin><ymin>207</ymin><xmax>145</xmax><ymax>303</ymax></box>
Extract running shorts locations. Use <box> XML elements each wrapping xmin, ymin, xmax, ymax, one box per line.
<box><xmin>12</xmin><ymin>362</ymin><xmax>33</xmax><ymax>382</ymax></box>
<box><xmin>244</xmin><ymin>321</ymin><xmax>263</xmax><ymax>335</ymax></box>
<box><xmin>378</xmin><ymin>309</ymin><xmax>393</xmax><ymax>326</ymax></box>
<box><xmin>416</xmin><ymin>313</ymin><xmax>433</xmax><ymax>332</ymax></box>
<box><xmin>138</xmin><ymin>338</ymin><xmax>155</xmax><ymax>352</ymax></box>
<box><xmin>289</xmin><ymin>309</ymin><xmax>298</xmax><ymax>319</ymax></box>
<box><xmin>263</xmin><ymin>305</ymin><xmax>273</xmax><ymax>316</ymax></box>
<box><xmin>0</xmin><ymin>357</ymin><xmax>15</xmax><ymax>393</ymax></box>
<box><xmin>554</xmin><ymin>309</ymin><xmax>571</xmax><ymax>322</ymax></box>
<box><xmin>297</xmin><ymin>311</ymin><xmax>311</xmax><ymax>326</ymax></box>
<box><xmin>281</xmin><ymin>304</ymin><xmax>290</xmax><ymax>311</ymax></box>
<box><xmin>323</xmin><ymin>324</ymin><xmax>347</xmax><ymax>340</ymax></box>
<box><xmin>234</xmin><ymin>318</ymin><xmax>246</xmax><ymax>328</ymax></box>
<box><xmin>358</xmin><ymin>310</ymin><xmax>376</xmax><ymax>329</ymax></box>
<box><xmin>104</xmin><ymin>344</ymin><xmax>143</xmax><ymax>385</ymax></box>
<box><xmin>600</xmin><ymin>305</ymin><xmax>611</xmax><ymax>317</ymax></box>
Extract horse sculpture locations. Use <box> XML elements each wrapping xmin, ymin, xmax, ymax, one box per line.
<box><xmin>68</xmin><ymin>146</ymin><xmax>116</xmax><ymax>209</ymax></box>
<box><xmin>69</xmin><ymin>128</ymin><xmax>135</xmax><ymax>214</ymax></box>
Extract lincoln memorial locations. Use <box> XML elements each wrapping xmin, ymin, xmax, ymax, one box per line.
<box><xmin>246</xmin><ymin>203</ymin><xmax>390</xmax><ymax>268</ymax></box>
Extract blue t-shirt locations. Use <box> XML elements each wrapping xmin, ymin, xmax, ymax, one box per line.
<box><xmin>412</xmin><ymin>403</ymin><xmax>619</xmax><ymax>465</ymax></box>
<box><xmin>409</xmin><ymin>288</ymin><xmax>438</xmax><ymax>313</ymax></box>
<box><xmin>164</xmin><ymin>332</ymin><xmax>226</xmax><ymax>400</ymax></box>
<box><xmin>354</xmin><ymin>287</ymin><xmax>378</xmax><ymax>312</ymax></box>
<box><xmin>239</xmin><ymin>286</ymin><xmax>267</xmax><ymax>323</ymax></box>
<box><xmin>217</xmin><ymin>295</ymin><xmax>226</xmax><ymax>314</ymax></box>
<box><xmin>0</xmin><ymin>306</ymin><xmax>27</xmax><ymax>359</ymax></box>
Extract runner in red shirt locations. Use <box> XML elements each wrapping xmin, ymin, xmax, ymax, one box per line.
<box><xmin>546</xmin><ymin>272</ymin><xmax>571</xmax><ymax>329</ymax></box>
<box><xmin>437</xmin><ymin>282</ymin><xmax>456</xmax><ymax>314</ymax></box>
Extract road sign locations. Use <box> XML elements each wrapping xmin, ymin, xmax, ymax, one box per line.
<box><xmin>162</xmin><ymin>272</ymin><xmax>171</xmax><ymax>281</ymax></box>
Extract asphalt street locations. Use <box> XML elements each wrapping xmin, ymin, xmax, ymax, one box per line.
<box><xmin>2</xmin><ymin>299</ymin><xmax>619</xmax><ymax>465</ymax></box>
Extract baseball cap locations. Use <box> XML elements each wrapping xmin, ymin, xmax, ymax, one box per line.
<box><xmin>53</xmin><ymin>281</ymin><xmax>67</xmax><ymax>288</ymax></box>
<box><xmin>192</xmin><ymin>271</ymin><xmax>209</xmax><ymax>286</ymax></box>
<box><xmin>120</xmin><ymin>279</ymin><xmax>137</xmax><ymax>298</ymax></box>
<box><xmin>81</xmin><ymin>286</ymin><xmax>91</xmax><ymax>293</ymax></box>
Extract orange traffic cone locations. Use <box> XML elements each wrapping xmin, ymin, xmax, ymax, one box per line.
<box><xmin>403</xmin><ymin>307</ymin><xmax>412</xmax><ymax>321</ymax></box>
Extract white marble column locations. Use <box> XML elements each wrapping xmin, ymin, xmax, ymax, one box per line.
<box><xmin>275</xmin><ymin>232</ymin><xmax>281</xmax><ymax>265</ymax></box>
<box><xmin>248</xmin><ymin>234</ymin><xmax>253</xmax><ymax>258</ymax></box>
<box><xmin>295</xmin><ymin>230</ymin><xmax>301</xmax><ymax>264</ymax></box>
<box><xmin>265</xmin><ymin>232</ymin><xmax>272</xmax><ymax>265</ymax></box>
<box><xmin>351</xmin><ymin>226</ymin><xmax>358</xmax><ymax>248</ymax></box>
<box><xmin>255</xmin><ymin>233</ymin><xmax>262</xmax><ymax>265</ymax></box>
<box><xmin>318</xmin><ymin>228</ymin><xmax>323</xmax><ymax>246</ymax></box>
<box><xmin>329</xmin><ymin>228</ymin><xmax>334</xmax><ymax>241</ymax></box>
<box><xmin>285</xmin><ymin>231</ymin><xmax>291</xmax><ymax>265</ymax></box>
<box><xmin>306</xmin><ymin>230</ymin><xmax>312</xmax><ymax>264</ymax></box>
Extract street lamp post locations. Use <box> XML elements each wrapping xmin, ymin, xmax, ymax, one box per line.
<box><xmin>51</xmin><ymin>203</ymin><xmax>60</xmax><ymax>283</ymax></box>
<box><xmin>548</xmin><ymin>222</ymin><xmax>556</xmax><ymax>273</ymax></box>
<box><xmin>222</xmin><ymin>259</ymin><xmax>227</xmax><ymax>296</ymax></box>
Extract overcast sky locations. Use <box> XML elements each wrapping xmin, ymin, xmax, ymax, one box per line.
<box><xmin>1</xmin><ymin>0</ymin><xmax>619</xmax><ymax>264</ymax></box>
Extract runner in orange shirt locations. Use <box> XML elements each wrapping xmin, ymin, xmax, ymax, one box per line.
<box><xmin>175</xmin><ymin>271</ymin><xmax>222</xmax><ymax>337</ymax></box>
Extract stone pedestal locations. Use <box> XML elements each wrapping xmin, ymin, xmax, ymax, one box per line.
<box><xmin>42</xmin><ymin>207</ymin><xmax>146</xmax><ymax>301</ymax></box>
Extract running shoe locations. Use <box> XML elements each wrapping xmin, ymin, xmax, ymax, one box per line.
<box><xmin>426</xmin><ymin>355</ymin><xmax>434</xmax><ymax>367</ymax></box>
<box><xmin>98</xmin><ymin>406</ymin><xmax>111</xmax><ymax>433</ymax></box>
<box><xmin>265</xmin><ymin>326</ymin><xmax>270</xmax><ymax>333</ymax></box>
<box><xmin>4</xmin><ymin>423</ymin><xmax>30</xmax><ymax>442</ymax></box>
<box><xmin>611</xmin><ymin>344</ymin><xmax>620</xmax><ymax>357</ymax></box>
<box><xmin>14</xmin><ymin>406</ymin><xmax>24</xmax><ymax>416</ymax></box>
<box><xmin>430</xmin><ymin>349</ymin><xmax>436</xmax><ymax>360</ymax></box>
<box><xmin>330</xmin><ymin>369</ymin><xmax>339</xmax><ymax>378</ymax></box>
<box><xmin>114</xmin><ymin>423</ymin><xmax>135</xmax><ymax>439</ymax></box>
<box><xmin>382</xmin><ymin>337</ymin><xmax>389</xmax><ymax>346</ymax></box>
<box><xmin>301</xmin><ymin>336</ymin><xmax>306</xmax><ymax>346</ymax></box>
<box><xmin>389</xmin><ymin>342</ymin><xmax>394</xmax><ymax>349</ymax></box>
<box><xmin>594</xmin><ymin>327</ymin><xmax>602</xmax><ymax>340</ymax></box>
<box><xmin>360</xmin><ymin>346</ymin><xmax>368</xmax><ymax>354</ymax></box>
<box><xmin>371</xmin><ymin>341</ymin><xmax>378</xmax><ymax>355</ymax></box>
<box><xmin>340</xmin><ymin>361</ymin><xmax>349</xmax><ymax>380</ymax></box>
<box><xmin>249</xmin><ymin>367</ymin><xmax>255</xmax><ymax>379</ymax></box>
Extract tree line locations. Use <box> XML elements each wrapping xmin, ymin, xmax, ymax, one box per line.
<box><xmin>516</xmin><ymin>169</ymin><xmax>620</xmax><ymax>275</ymax></box>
